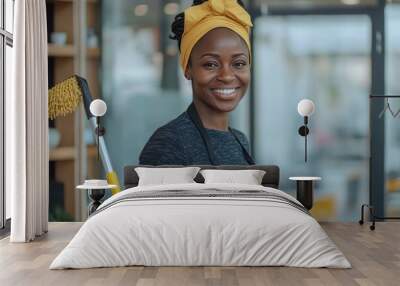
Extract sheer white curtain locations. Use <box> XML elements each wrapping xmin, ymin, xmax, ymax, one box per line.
<box><xmin>6</xmin><ymin>0</ymin><xmax>48</xmax><ymax>242</ymax></box>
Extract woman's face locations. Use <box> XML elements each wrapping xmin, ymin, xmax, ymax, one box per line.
<box><xmin>185</xmin><ymin>27</ymin><xmax>251</xmax><ymax>113</ymax></box>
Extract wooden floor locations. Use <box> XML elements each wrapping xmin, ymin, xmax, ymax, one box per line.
<box><xmin>0</xmin><ymin>222</ymin><xmax>399</xmax><ymax>286</ymax></box>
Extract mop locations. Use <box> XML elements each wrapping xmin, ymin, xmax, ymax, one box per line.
<box><xmin>48</xmin><ymin>75</ymin><xmax>121</xmax><ymax>195</ymax></box>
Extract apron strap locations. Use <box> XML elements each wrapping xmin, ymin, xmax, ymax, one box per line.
<box><xmin>186</xmin><ymin>103</ymin><xmax>218</xmax><ymax>165</ymax></box>
<box><xmin>228</xmin><ymin>127</ymin><xmax>255</xmax><ymax>165</ymax></box>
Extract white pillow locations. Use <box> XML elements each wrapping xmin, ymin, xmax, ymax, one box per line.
<box><xmin>135</xmin><ymin>167</ymin><xmax>201</xmax><ymax>186</ymax></box>
<box><xmin>200</xmin><ymin>169</ymin><xmax>266</xmax><ymax>185</ymax></box>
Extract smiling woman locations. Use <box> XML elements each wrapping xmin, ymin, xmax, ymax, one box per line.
<box><xmin>139</xmin><ymin>0</ymin><xmax>255</xmax><ymax>166</ymax></box>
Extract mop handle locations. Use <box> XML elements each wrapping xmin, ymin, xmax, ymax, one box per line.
<box><xmin>89</xmin><ymin>117</ymin><xmax>121</xmax><ymax>195</ymax></box>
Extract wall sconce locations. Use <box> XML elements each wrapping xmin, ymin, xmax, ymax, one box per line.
<box><xmin>297</xmin><ymin>99</ymin><xmax>315</xmax><ymax>162</ymax></box>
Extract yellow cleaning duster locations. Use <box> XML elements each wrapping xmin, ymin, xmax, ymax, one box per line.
<box><xmin>48</xmin><ymin>75</ymin><xmax>121</xmax><ymax>195</ymax></box>
<box><xmin>48</xmin><ymin>75</ymin><xmax>82</xmax><ymax>120</ymax></box>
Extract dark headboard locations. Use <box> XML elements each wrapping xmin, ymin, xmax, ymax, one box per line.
<box><xmin>124</xmin><ymin>165</ymin><xmax>280</xmax><ymax>189</ymax></box>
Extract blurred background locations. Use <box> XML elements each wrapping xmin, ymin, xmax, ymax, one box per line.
<box><xmin>7</xmin><ymin>0</ymin><xmax>398</xmax><ymax>222</ymax></box>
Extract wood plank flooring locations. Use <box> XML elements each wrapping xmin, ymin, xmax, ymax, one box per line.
<box><xmin>0</xmin><ymin>222</ymin><xmax>399</xmax><ymax>286</ymax></box>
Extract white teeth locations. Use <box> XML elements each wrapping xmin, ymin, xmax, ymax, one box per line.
<box><xmin>213</xmin><ymin>88</ymin><xmax>236</xmax><ymax>95</ymax></box>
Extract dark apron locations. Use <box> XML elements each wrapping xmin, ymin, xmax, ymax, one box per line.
<box><xmin>186</xmin><ymin>103</ymin><xmax>255</xmax><ymax>165</ymax></box>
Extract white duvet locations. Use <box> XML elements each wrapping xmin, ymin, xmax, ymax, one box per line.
<box><xmin>50</xmin><ymin>183</ymin><xmax>351</xmax><ymax>269</ymax></box>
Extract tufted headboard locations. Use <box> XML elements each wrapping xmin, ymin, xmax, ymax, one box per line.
<box><xmin>123</xmin><ymin>165</ymin><xmax>280</xmax><ymax>189</ymax></box>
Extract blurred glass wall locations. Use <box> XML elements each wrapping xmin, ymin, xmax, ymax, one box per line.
<box><xmin>253</xmin><ymin>15</ymin><xmax>371</xmax><ymax>221</ymax></box>
<box><xmin>102</xmin><ymin>0</ymin><xmax>187</xmax><ymax>180</ymax></box>
<box><xmin>385</xmin><ymin>2</ymin><xmax>400</xmax><ymax>216</ymax></box>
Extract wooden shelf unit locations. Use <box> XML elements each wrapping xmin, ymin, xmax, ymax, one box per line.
<box><xmin>48</xmin><ymin>44</ymin><xmax>100</xmax><ymax>58</ymax></box>
<box><xmin>49</xmin><ymin>145</ymin><xmax>98</xmax><ymax>161</ymax></box>
<box><xmin>47</xmin><ymin>0</ymin><xmax>102</xmax><ymax>221</ymax></box>
<box><xmin>48</xmin><ymin>44</ymin><xmax>74</xmax><ymax>57</ymax></box>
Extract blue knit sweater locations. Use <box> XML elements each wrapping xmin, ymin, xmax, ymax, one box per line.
<box><xmin>139</xmin><ymin>111</ymin><xmax>252</xmax><ymax>165</ymax></box>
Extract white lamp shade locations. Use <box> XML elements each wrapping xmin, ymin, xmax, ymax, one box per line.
<box><xmin>89</xmin><ymin>99</ymin><xmax>107</xmax><ymax>117</ymax></box>
<box><xmin>297</xmin><ymin>99</ymin><xmax>315</xmax><ymax>117</ymax></box>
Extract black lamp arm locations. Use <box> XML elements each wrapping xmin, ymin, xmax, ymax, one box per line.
<box><xmin>298</xmin><ymin>116</ymin><xmax>309</xmax><ymax>162</ymax></box>
<box><xmin>94</xmin><ymin>117</ymin><xmax>106</xmax><ymax>160</ymax></box>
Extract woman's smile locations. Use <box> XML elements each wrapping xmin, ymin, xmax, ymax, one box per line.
<box><xmin>209</xmin><ymin>87</ymin><xmax>241</xmax><ymax>100</ymax></box>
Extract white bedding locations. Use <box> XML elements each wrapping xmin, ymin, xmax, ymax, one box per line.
<box><xmin>50</xmin><ymin>183</ymin><xmax>351</xmax><ymax>269</ymax></box>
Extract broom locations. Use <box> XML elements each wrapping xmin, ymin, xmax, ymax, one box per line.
<box><xmin>48</xmin><ymin>75</ymin><xmax>121</xmax><ymax>195</ymax></box>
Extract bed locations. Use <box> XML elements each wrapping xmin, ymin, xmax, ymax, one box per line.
<box><xmin>49</xmin><ymin>165</ymin><xmax>351</xmax><ymax>269</ymax></box>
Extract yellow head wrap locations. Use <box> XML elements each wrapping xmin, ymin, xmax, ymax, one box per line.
<box><xmin>180</xmin><ymin>0</ymin><xmax>253</xmax><ymax>72</ymax></box>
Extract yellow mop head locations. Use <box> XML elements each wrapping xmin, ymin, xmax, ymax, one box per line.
<box><xmin>48</xmin><ymin>75</ymin><xmax>82</xmax><ymax>120</ymax></box>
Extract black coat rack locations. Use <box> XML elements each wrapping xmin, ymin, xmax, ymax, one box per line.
<box><xmin>360</xmin><ymin>95</ymin><xmax>400</xmax><ymax>230</ymax></box>
<box><xmin>372</xmin><ymin>95</ymin><xmax>400</xmax><ymax>118</ymax></box>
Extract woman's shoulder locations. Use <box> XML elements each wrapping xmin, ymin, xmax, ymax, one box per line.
<box><xmin>230</xmin><ymin>128</ymin><xmax>249</xmax><ymax>141</ymax></box>
<box><xmin>139</xmin><ymin>112</ymin><xmax>191</xmax><ymax>165</ymax></box>
<box><xmin>230</xmin><ymin>128</ymin><xmax>251</xmax><ymax>149</ymax></box>
<box><xmin>162</xmin><ymin>111</ymin><xmax>192</xmax><ymax>130</ymax></box>
<box><xmin>148</xmin><ymin>112</ymin><xmax>192</xmax><ymax>140</ymax></box>
<box><xmin>145</xmin><ymin>113</ymin><xmax>185</xmax><ymax>141</ymax></box>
